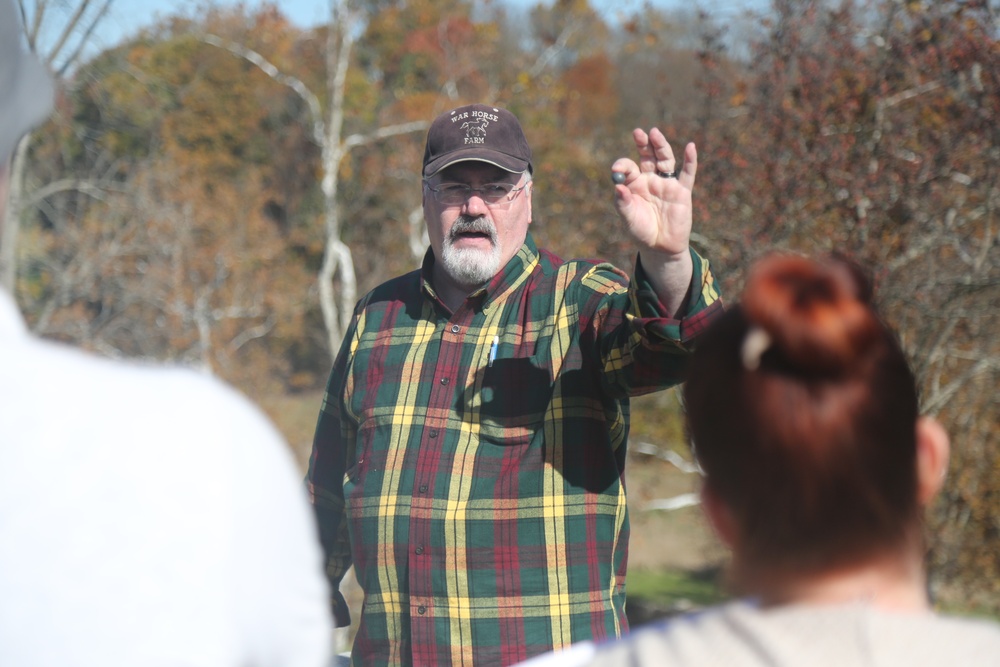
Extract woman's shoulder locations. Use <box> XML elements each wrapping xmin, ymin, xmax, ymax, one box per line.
<box><xmin>583</xmin><ymin>601</ymin><xmax>1000</xmax><ymax>667</ymax></box>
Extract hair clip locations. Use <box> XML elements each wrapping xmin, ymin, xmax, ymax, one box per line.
<box><xmin>741</xmin><ymin>326</ymin><xmax>772</xmax><ymax>371</ymax></box>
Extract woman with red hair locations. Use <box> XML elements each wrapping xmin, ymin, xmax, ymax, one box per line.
<box><xmin>520</xmin><ymin>253</ymin><xmax>1000</xmax><ymax>666</ymax></box>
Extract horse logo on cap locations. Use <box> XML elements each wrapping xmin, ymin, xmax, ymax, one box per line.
<box><xmin>461</xmin><ymin>119</ymin><xmax>489</xmax><ymax>138</ymax></box>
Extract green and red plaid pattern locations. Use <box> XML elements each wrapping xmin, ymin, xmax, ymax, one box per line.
<box><xmin>308</xmin><ymin>234</ymin><xmax>723</xmax><ymax>666</ymax></box>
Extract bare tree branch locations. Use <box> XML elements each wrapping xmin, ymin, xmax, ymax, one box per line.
<box><xmin>342</xmin><ymin>120</ymin><xmax>429</xmax><ymax>150</ymax></box>
<box><xmin>199</xmin><ymin>33</ymin><xmax>325</xmax><ymax>148</ymax></box>
<box><xmin>922</xmin><ymin>357</ymin><xmax>999</xmax><ymax>416</ymax></box>
<box><xmin>54</xmin><ymin>0</ymin><xmax>113</xmax><ymax>77</ymax></box>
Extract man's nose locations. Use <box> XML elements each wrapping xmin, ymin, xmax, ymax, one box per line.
<box><xmin>462</xmin><ymin>190</ymin><xmax>489</xmax><ymax>214</ymax></box>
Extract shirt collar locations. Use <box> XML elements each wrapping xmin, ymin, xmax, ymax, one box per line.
<box><xmin>420</xmin><ymin>234</ymin><xmax>540</xmax><ymax>310</ymax></box>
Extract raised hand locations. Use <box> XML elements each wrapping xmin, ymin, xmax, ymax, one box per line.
<box><xmin>611</xmin><ymin>128</ymin><xmax>697</xmax><ymax>315</ymax></box>
<box><xmin>611</xmin><ymin>128</ymin><xmax>697</xmax><ymax>258</ymax></box>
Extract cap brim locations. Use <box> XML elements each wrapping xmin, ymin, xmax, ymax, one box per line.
<box><xmin>423</xmin><ymin>148</ymin><xmax>530</xmax><ymax>178</ymax></box>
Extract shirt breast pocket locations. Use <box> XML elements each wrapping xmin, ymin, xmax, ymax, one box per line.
<box><xmin>476</xmin><ymin>355</ymin><xmax>553</xmax><ymax>444</ymax></box>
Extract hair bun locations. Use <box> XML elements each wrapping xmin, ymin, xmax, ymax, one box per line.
<box><xmin>741</xmin><ymin>254</ymin><xmax>880</xmax><ymax>376</ymax></box>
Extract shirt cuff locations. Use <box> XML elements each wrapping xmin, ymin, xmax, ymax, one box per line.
<box><xmin>631</xmin><ymin>248</ymin><xmax>724</xmax><ymax>346</ymax></box>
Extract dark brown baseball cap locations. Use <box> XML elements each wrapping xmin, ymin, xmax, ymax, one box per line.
<box><xmin>422</xmin><ymin>103</ymin><xmax>532</xmax><ymax>178</ymax></box>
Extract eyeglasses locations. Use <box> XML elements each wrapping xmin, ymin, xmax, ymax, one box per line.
<box><xmin>424</xmin><ymin>180</ymin><xmax>529</xmax><ymax>206</ymax></box>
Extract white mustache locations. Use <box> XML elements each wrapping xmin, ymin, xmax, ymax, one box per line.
<box><xmin>449</xmin><ymin>216</ymin><xmax>497</xmax><ymax>242</ymax></box>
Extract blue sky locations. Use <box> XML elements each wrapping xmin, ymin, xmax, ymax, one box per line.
<box><xmin>92</xmin><ymin>0</ymin><xmax>768</xmax><ymax>52</ymax></box>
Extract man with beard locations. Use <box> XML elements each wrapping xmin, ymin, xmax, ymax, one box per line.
<box><xmin>307</xmin><ymin>103</ymin><xmax>724</xmax><ymax>666</ymax></box>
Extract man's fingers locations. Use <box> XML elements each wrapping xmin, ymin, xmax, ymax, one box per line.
<box><xmin>632</xmin><ymin>128</ymin><xmax>650</xmax><ymax>153</ymax></box>
<box><xmin>610</xmin><ymin>156</ymin><xmax>639</xmax><ymax>187</ymax></box>
<box><xmin>649</xmin><ymin>128</ymin><xmax>676</xmax><ymax>172</ymax></box>
<box><xmin>678</xmin><ymin>142</ymin><xmax>698</xmax><ymax>188</ymax></box>
<box><xmin>634</xmin><ymin>127</ymin><xmax>681</xmax><ymax>176</ymax></box>
<box><xmin>615</xmin><ymin>134</ymin><xmax>695</xmax><ymax>190</ymax></box>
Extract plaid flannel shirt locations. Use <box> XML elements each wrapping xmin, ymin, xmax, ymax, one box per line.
<box><xmin>308</xmin><ymin>234</ymin><xmax>723</xmax><ymax>666</ymax></box>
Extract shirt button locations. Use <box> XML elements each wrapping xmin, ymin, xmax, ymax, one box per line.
<box><xmin>415</xmin><ymin>546</ymin><xmax>424</xmax><ymax>555</ymax></box>
<box><xmin>440</xmin><ymin>377</ymin><xmax>450</xmax><ymax>386</ymax></box>
<box><xmin>417</xmin><ymin>606</ymin><xmax>427</xmax><ymax>615</ymax></box>
<box><xmin>451</xmin><ymin>324</ymin><xmax>460</xmax><ymax>333</ymax></box>
<box><xmin>419</xmin><ymin>484</ymin><xmax>428</xmax><ymax>493</ymax></box>
<box><xmin>428</xmin><ymin>430</ymin><xmax>438</xmax><ymax>439</ymax></box>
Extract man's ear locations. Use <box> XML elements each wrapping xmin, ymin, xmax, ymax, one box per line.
<box><xmin>916</xmin><ymin>416</ymin><xmax>950</xmax><ymax>506</ymax></box>
<box><xmin>701</xmin><ymin>482</ymin><xmax>738</xmax><ymax>549</ymax></box>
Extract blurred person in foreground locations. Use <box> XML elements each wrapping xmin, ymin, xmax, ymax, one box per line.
<box><xmin>519</xmin><ymin>252</ymin><xmax>1000</xmax><ymax>667</ymax></box>
<box><xmin>307</xmin><ymin>102</ymin><xmax>723</xmax><ymax>666</ymax></box>
<box><xmin>0</xmin><ymin>1</ymin><xmax>332</xmax><ymax>664</ymax></box>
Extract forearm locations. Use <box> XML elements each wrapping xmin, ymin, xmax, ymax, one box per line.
<box><xmin>308</xmin><ymin>423</ymin><xmax>355</xmax><ymax>628</ymax></box>
<box><xmin>637</xmin><ymin>246</ymin><xmax>694</xmax><ymax>317</ymax></box>
<box><xmin>311</xmin><ymin>496</ymin><xmax>354</xmax><ymax>627</ymax></box>
<box><xmin>308</xmin><ymin>334</ymin><xmax>359</xmax><ymax>627</ymax></box>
